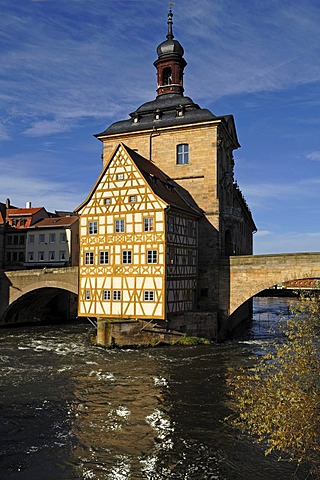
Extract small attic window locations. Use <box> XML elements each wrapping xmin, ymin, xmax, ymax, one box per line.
<box><xmin>117</xmin><ymin>173</ymin><xmax>124</xmax><ymax>180</ymax></box>
<box><xmin>129</xmin><ymin>195</ymin><xmax>137</xmax><ymax>203</ymax></box>
<box><xmin>132</xmin><ymin>113</ymin><xmax>139</xmax><ymax>123</ymax></box>
<box><xmin>176</xmin><ymin>105</ymin><xmax>184</xmax><ymax>117</ymax></box>
<box><xmin>154</xmin><ymin>109</ymin><xmax>162</xmax><ymax>120</ymax></box>
<box><xmin>105</xmin><ymin>198</ymin><xmax>111</xmax><ymax>205</ymax></box>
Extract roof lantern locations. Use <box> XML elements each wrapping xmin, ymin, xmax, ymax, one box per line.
<box><xmin>154</xmin><ymin>8</ymin><xmax>187</xmax><ymax>96</ymax></box>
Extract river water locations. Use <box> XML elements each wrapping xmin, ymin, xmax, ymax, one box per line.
<box><xmin>0</xmin><ymin>297</ymin><xmax>311</xmax><ymax>480</ymax></box>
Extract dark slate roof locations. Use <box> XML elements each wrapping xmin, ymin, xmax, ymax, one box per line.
<box><xmin>75</xmin><ymin>143</ymin><xmax>203</xmax><ymax>217</ymax></box>
<box><xmin>123</xmin><ymin>145</ymin><xmax>203</xmax><ymax>217</ymax></box>
<box><xmin>95</xmin><ymin>94</ymin><xmax>218</xmax><ymax>137</ymax></box>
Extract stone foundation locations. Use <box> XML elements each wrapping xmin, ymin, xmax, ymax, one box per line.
<box><xmin>96</xmin><ymin>318</ymin><xmax>185</xmax><ymax>348</ymax></box>
<box><xmin>168</xmin><ymin>311</ymin><xmax>218</xmax><ymax>340</ymax></box>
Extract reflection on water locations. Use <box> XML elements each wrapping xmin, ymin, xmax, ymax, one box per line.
<box><xmin>0</xmin><ymin>298</ymin><xmax>310</xmax><ymax>479</ymax></box>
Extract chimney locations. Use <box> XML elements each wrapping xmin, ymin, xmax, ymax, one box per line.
<box><xmin>26</xmin><ymin>201</ymin><xmax>32</xmax><ymax>209</ymax></box>
<box><xmin>6</xmin><ymin>198</ymin><xmax>10</xmax><ymax>208</ymax></box>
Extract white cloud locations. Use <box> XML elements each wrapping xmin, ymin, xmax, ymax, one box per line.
<box><xmin>254</xmin><ymin>231</ymin><xmax>320</xmax><ymax>255</ymax></box>
<box><xmin>1</xmin><ymin>0</ymin><xmax>320</xmax><ymax>138</ymax></box>
<box><xmin>255</xmin><ymin>230</ymin><xmax>272</xmax><ymax>237</ymax></box>
<box><xmin>0</xmin><ymin>122</ymin><xmax>10</xmax><ymax>141</ymax></box>
<box><xmin>241</xmin><ymin>177</ymin><xmax>320</xmax><ymax>204</ymax></box>
<box><xmin>306</xmin><ymin>151</ymin><xmax>320</xmax><ymax>161</ymax></box>
<box><xmin>23</xmin><ymin>119</ymin><xmax>76</xmax><ymax>137</ymax></box>
<box><xmin>0</xmin><ymin>173</ymin><xmax>85</xmax><ymax>212</ymax></box>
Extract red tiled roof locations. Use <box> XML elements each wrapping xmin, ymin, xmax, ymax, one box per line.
<box><xmin>30</xmin><ymin>216</ymin><xmax>79</xmax><ymax>229</ymax></box>
<box><xmin>7</xmin><ymin>207</ymin><xmax>44</xmax><ymax>216</ymax></box>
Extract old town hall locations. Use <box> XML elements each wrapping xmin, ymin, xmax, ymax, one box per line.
<box><xmin>76</xmin><ymin>9</ymin><xmax>256</xmax><ymax>343</ymax></box>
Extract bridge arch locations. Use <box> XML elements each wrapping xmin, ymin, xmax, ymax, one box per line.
<box><xmin>1</xmin><ymin>286</ymin><xmax>78</xmax><ymax>325</ymax></box>
<box><xmin>0</xmin><ymin>267</ymin><xmax>78</xmax><ymax>325</ymax></box>
<box><xmin>10</xmin><ymin>279</ymin><xmax>78</xmax><ymax>304</ymax></box>
<box><xmin>227</xmin><ymin>252</ymin><xmax>320</xmax><ymax>316</ymax></box>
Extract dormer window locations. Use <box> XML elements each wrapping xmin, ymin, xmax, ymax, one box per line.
<box><xmin>176</xmin><ymin>105</ymin><xmax>184</xmax><ymax>117</ymax></box>
<box><xmin>154</xmin><ymin>109</ymin><xmax>162</xmax><ymax>120</ymax></box>
<box><xmin>132</xmin><ymin>113</ymin><xmax>139</xmax><ymax>123</ymax></box>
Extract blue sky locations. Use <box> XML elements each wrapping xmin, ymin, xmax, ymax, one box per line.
<box><xmin>1</xmin><ymin>0</ymin><xmax>319</xmax><ymax>254</ymax></box>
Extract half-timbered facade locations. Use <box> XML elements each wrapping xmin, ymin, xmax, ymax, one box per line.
<box><xmin>76</xmin><ymin>144</ymin><xmax>201</xmax><ymax>320</ymax></box>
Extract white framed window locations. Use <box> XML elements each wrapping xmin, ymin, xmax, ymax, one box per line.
<box><xmin>49</xmin><ymin>251</ymin><xmax>55</xmax><ymax>261</ymax></box>
<box><xmin>49</xmin><ymin>233</ymin><xmax>56</xmax><ymax>244</ymax></box>
<box><xmin>100</xmin><ymin>251</ymin><xmax>109</xmax><ymax>264</ymax></box>
<box><xmin>28</xmin><ymin>234</ymin><xmax>34</xmax><ymax>245</ymax></box>
<box><xmin>59</xmin><ymin>250</ymin><xmax>66</xmax><ymax>261</ymax></box>
<box><xmin>122</xmin><ymin>250</ymin><xmax>132</xmax><ymax>264</ymax></box>
<box><xmin>144</xmin><ymin>217</ymin><xmax>154</xmax><ymax>232</ymax></box>
<box><xmin>85</xmin><ymin>252</ymin><xmax>94</xmax><ymax>265</ymax></box>
<box><xmin>177</xmin><ymin>143</ymin><xmax>189</xmax><ymax>164</ymax></box>
<box><xmin>85</xmin><ymin>290</ymin><xmax>91</xmax><ymax>300</ymax></box>
<box><xmin>117</xmin><ymin>173</ymin><xmax>124</xmax><ymax>180</ymax></box>
<box><xmin>113</xmin><ymin>290</ymin><xmax>121</xmax><ymax>301</ymax></box>
<box><xmin>38</xmin><ymin>251</ymin><xmax>44</xmax><ymax>261</ymax></box>
<box><xmin>147</xmin><ymin>250</ymin><xmax>158</xmax><ymax>264</ymax></box>
<box><xmin>115</xmin><ymin>219</ymin><xmax>125</xmax><ymax>233</ymax></box>
<box><xmin>103</xmin><ymin>290</ymin><xmax>111</xmax><ymax>301</ymax></box>
<box><xmin>39</xmin><ymin>234</ymin><xmax>45</xmax><ymax>244</ymax></box>
<box><xmin>144</xmin><ymin>290</ymin><xmax>154</xmax><ymax>301</ymax></box>
<box><xmin>60</xmin><ymin>232</ymin><xmax>66</xmax><ymax>243</ymax></box>
<box><xmin>28</xmin><ymin>252</ymin><xmax>34</xmax><ymax>261</ymax></box>
<box><xmin>88</xmin><ymin>221</ymin><xmax>98</xmax><ymax>235</ymax></box>
<box><xmin>129</xmin><ymin>195</ymin><xmax>137</xmax><ymax>203</ymax></box>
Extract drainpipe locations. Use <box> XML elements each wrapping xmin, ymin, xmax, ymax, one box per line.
<box><xmin>149</xmin><ymin>127</ymin><xmax>160</xmax><ymax>162</ymax></box>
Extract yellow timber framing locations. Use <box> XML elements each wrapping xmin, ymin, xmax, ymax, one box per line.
<box><xmin>77</xmin><ymin>144</ymin><xmax>169</xmax><ymax>320</ymax></box>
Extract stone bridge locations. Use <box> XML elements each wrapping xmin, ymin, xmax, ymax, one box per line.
<box><xmin>0</xmin><ymin>267</ymin><xmax>78</xmax><ymax>325</ymax></box>
<box><xmin>0</xmin><ymin>253</ymin><xmax>319</xmax><ymax>335</ymax></box>
<box><xmin>218</xmin><ymin>252</ymin><xmax>320</xmax><ymax>335</ymax></box>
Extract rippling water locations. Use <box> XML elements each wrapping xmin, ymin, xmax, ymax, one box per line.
<box><xmin>0</xmin><ymin>297</ymin><xmax>310</xmax><ymax>479</ymax></box>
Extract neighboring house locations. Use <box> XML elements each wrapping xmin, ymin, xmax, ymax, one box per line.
<box><xmin>25</xmin><ymin>215</ymin><xmax>79</xmax><ymax>268</ymax></box>
<box><xmin>5</xmin><ymin>200</ymin><xmax>49</xmax><ymax>269</ymax></box>
<box><xmin>76</xmin><ymin>143</ymin><xmax>201</xmax><ymax>320</ymax></box>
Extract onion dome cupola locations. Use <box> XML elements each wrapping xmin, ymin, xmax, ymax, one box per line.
<box><xmin>154</xmin><ymin>8</ymin><xmax>187</xmax><ymax>97</ymax></box>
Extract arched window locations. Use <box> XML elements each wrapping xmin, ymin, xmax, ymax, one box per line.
<box><xmin>162</xmin><ymin>67</ymin><xmax>172</xmax><ymax>85</ymax></box>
